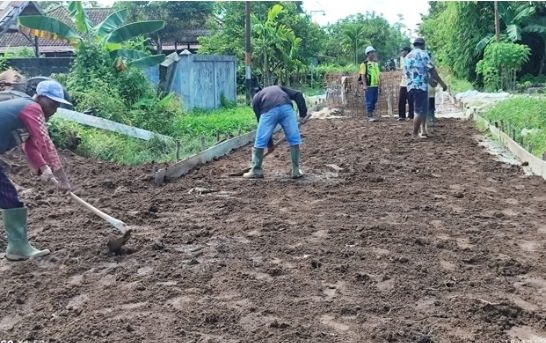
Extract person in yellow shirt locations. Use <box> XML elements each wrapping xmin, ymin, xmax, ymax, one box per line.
<box><xmin>398</xmin><ymin>47</ymin><xmax>414</xmax><ymax>121</ymax></box>
<box><xmin>358</xmin><ymin>46</ymin><xmax>380</xmax><ymax>122</ymax></box>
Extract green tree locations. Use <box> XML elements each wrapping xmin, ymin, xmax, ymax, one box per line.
<box><xmin>419</xmin><ymin>1</ymin><xmax>494</xmax><ymax>82</ymax></box>
<box><xmin>112</xmin><ymin>1</ymin><xmax>215</xmax><ymax>54</ymax></box>
<box><xmin>323</xmin><ymin>12</ymin><xmax>409</xmax><ymax>66</ymax></box>
<box><xmin>199</xmin><ymin>1</ymin><xmax>325</xmax><ymax>88</ymax></box>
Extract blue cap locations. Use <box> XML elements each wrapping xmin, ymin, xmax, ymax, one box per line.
<box><xmin>36</xmin><ymin>80</ymin><xmax>72</xmax><ymax>106</ymax></box>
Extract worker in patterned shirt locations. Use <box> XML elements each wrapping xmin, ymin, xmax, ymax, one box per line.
<box><xmin>404</xmin><ymin>38</ymin><xmax>447</xmax><ymax>138</ymax></box>
<box><xmin>0</xmin><ymin>80</ymin><xmax>72</xmax><ymax>261</ymax></box>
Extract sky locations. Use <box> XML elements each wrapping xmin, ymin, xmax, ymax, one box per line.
<box><xmin>301</xmin><ymin>0</ymin><xmax>430</xmax><ymax>37</ymax></box>
<box><xmin>96</xmin><ymin>0</ymin><xmax>431</xmax><ymax>37</ymax></box>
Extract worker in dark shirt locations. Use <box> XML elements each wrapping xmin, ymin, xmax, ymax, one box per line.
<box><xmin>245</xmin><ymin>85</ymin><xmax>307</xmax><ymax>179</ymax></box>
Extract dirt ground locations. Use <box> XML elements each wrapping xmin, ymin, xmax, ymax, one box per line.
<box><xmin>2</xmin><ymin>116</ymin><xmax>546</xmax><ymax>343</ymax></box>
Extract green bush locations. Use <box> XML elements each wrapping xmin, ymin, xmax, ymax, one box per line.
<box><xmin>476</xmin><ymin>42</ymin><xmax>531</xmax><ymax>92</ymax></box>
<box><xmin>48</xmin><ymin>102</ymin><xmax>257</xmax><ymax>165</ymax></box>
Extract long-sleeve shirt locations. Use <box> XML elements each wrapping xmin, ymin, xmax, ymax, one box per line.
<box><xmin>0</xmin><ymin>98</ymin><xmax>63</xmax><ymax>174</ymax></box>
<box><xmin>252</xmin><ymin>85</ymin><xmax>307</xmax><ymax>119</ymax></box>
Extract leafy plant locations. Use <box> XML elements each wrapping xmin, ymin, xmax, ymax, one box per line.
<box><xmin>476</xmin><ymin>42</ymin><xmax>531</xmax><ymax>91</ymax></box>
<box><xmin>17</xmin><ymin>1</ymin><xmax>166</xmax><ymax>70</ymax></box>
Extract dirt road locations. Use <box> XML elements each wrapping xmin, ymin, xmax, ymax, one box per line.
<box><xmin>1</xmin><ymin>117</ymin><xmax>546</xmax><ymax>343</ymax></box>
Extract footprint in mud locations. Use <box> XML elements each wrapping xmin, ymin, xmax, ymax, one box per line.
<box><xmin>456</xmin><ymin>237</ymin><xmax>474</xmax><ymax>250</ymax></box>
<box><xmin>518</xmin><ymin>241</ymin><xmax>542</xmax><ymax>253</ymax></box>
<box><xmin>69</xmin><ymin>274</ymin><xmax>83</xmax><ymax>285</ymax></box>
<box><xmin>430</xmin><ymin>220</ymin><xmax>444</xmax><ymax>229</ymax></box>
<box><xmin>66</xmin><ymin>293</ymin><xmax>89</xmax><ymax>310</ymax></box>
<box><xmin>508</xmin><ymin>326</ymin><xmax>546</xmax><ymax>341</ymax></box>
<box><xmin>510</xmin><ymin>295</ymin><xmax>540</xmax><ymax>312</ymax></box>
<box><xmin>0</xmin><ymin>314</ymin><xmax>23</xmax><ymax>332</ymax></box>
<box><xmin>319</xmin><ymin>314</ymin><xmax>350</xmax><ymax>332</ymax></box>
<box><xmin>440</xmin><ymin>260</ymin><xmax>457</xmax><ymax>271</ymax></box>
<box><xmin>99</xmin><ymin>274</ymin><xmax>116</xmax><ymax>287</ymax></box>
<box><xmin>537</xmin><ymin>225</ymin><xmax>546</xmax><ymax>235</ymax></box>
<box><xmin>137</xmin><ymin>266</ymin><xmax>154</xmax><ymax>275</ymax></box>
<box><xmin>377</xmin><ymin>278</ymin><xmax>395</xmax><ymax>292</ymax></box>
<box><xmin>308</xmin><ymin>230</ymin><xmax>330</xmax><ymax>243</ymax></box>
<box><xmin>166</xmin><ymin>295</ymin><xmax>197</xmax><ymax>310</ymax></box>
<box><xmin>504</xmin><ymin>198</ymin><xmax>519</xmax><ymax>205</ymax></box>
<box><xmin>502</xmin><ymin>208</ymin><xmax>519</xmax><ymax>216</ymax></box>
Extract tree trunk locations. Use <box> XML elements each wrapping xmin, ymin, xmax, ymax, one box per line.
<box><xmin>153</xmin><ymin>36</ymin><xmax>162</xmax><ymax>55</ymax></box>
<box><xmin>354</xmin><ymin>41</ymin><xmax>358</xmax><ymax>65</ymax></box>
<box><xmin>539</xmin><ymin>44</ymin><xmax>546</xmax><ymax>76</ymax></box>
<box><xmin>264</xmin><ymin>49</ymin><xmax>269</xmax><ymax>86</ymax></box>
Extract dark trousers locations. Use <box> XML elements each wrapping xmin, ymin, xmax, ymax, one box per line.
<box><xmin>364</xmin><ymin>87</ymin><xmax>379</xmax><ymax>116</ymax></box>
<box><xmin>398</xmin><ymin>87</ymin><xmax>414</xmax><ymax>119</ymax></box>
<box><xmin>0</xmin><ymin>165</ymin><xmax>23</xmax><ymax>209</ymax></box>
<box><xmin>429</xmin><ymin>97</ymin><xmax>435</xmax><ymax>114</ymax></box>
<box><xmin>428</xmin><ymin>97</ymin><xmax>436</xmax><ymax>123</ymax></box>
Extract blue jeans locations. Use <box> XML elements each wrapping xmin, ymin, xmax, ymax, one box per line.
<box><xmin>365</xmin><ymin>87</ymin><xmax>379</xmax><ymax>116</ymax></box>
<box><xmin>255</xmin><ymin>103</ymin><xmax>301</xmax><ymax>149</ymax></box>
<box><xmin>0</xmin><ymin>165</ymin><xmax>23</xmax><ymax>209</ymax></box>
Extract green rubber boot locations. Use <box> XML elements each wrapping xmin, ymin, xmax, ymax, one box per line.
<box><xmin>243</xmin><ymin>148</ymin><xmax>264</xmax><ymax>178</ymax></box>
<box><xmin>2</xmin><ymin>207</ymin><xmax>50</xmax><ymax>261</ymax></box>
<box><xmin>290</xmin><ymin>146</ymin><xmax>304</xmax><ymax>179</ymax></box>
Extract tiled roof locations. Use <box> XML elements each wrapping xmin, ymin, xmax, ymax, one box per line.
<box><xmin>163</xmin><ymin>29</ymin><xmax>210</xmax><ymax>45</ymax></box>
<box><xmin>0</xmin><ymin>5</ymin><xmax>112</xmax><ymax>51</ymax></box>
<box><xmin>0</xmin><ymin>4</ymin><xmax>210</xmax><ymax>53</ymax></box>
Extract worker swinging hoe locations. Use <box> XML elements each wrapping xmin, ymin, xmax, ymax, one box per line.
<box><xmin>0</xmin><ymin>68</ymin><xmax>132</xmax><ymax>255</ymax></box>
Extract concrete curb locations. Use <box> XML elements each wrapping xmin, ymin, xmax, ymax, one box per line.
<box><xmin>473</xmin><ymin>113</ymin><xmax>546</xmax><ymax>181</ymax></box>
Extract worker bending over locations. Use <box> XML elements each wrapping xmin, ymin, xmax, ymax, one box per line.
<box><xmin>0</xmin><ymin>80</ymin><xmax>72</xmax><ymax>261</ymax></box>
<box><xmin>244</xmin><ymin>85</ymin><xmax>307</xmax><ymax>179</ymax></box>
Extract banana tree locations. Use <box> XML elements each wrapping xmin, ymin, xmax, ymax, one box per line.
<box><xmin>277</xmin><ymin>30</ymin><xmax>303</xmax><ymax>86</ymax></box>
<box><xmin>251</xmin><ymin>4</ymin><xmax>288</xmax><ymax>86</ymax></box>
<box><xmin>17</xmin><ymin>1</ymin><xmax>166</xmax><ymax>71</ymax></box>
<box><xmin>475</xmin><ymin>2</ymin><xmax>536</xmax><ymax>53</ymax></box>
<box><xmin>522</xmin><ymin>17</ymin><xmax>546</xmax><ymax>75</ymax></box>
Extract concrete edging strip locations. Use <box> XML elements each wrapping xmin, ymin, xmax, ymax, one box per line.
<box><xmin>153</xmin><ymin>125</ymin><xmax>282</xmax><ymax>185</ymax></box>
<box><xmin>473</xmin><ymin>113</ymin><xmax>546</xmax><ymax>181</ymax></box>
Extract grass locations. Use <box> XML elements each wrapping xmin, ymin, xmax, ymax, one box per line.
<box><xmin>439</xmin><ymin>70</ymin><xmax>475</xmax><ymax>95</ymax></box>
<box><xmin>480</xmin><ymin>96</ymin><xmax>546</xmax><ymax>157</ymax></box>
<box><xmin>49</xmin><ymin>104</ymin><xmax>258</xmax><ymax>166</ymax></box>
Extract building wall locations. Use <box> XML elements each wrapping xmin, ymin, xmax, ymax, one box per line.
<box><xmin>4</xmin><ymin>57</ymin><xmax>74</xmax><ymax>77</ymax></box>
<box><xmin>145</xmin><ymin>53</ymin><xmax>237</xmax><ymax>111</ymax></box>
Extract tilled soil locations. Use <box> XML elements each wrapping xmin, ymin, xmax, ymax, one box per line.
<box><xmin>1</xmin><ymin>117</ymin><xmax>546</xmax><ymax>343</ymax></box>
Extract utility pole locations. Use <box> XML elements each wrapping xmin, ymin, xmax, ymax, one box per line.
<box><xmin>245</xmin><ymin>1</ymin><xmax>252</xmax><ymax>104</ymax></box>
<box><xmin>494</xmin><ymin>1</ymin><xmax>500</xmax><ymax>42</ymax></box>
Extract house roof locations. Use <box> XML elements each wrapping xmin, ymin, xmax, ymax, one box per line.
<box><xmin>0</xmin><ymin>1</ymin><xmax>43</xmax><ymax>34</ymax></box>
<box><xmin>0</xmin><ymin>5</ymin><xmax>112</xmax><ymax>52</ymax></box>
<box><xmin>0</xmin><ymin>4</ymin><xmax>210</xmax><ymax>53</ymax></box>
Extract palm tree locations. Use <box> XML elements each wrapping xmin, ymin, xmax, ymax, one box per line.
<box><xmin>342</xmin><ymin>24</ymin><xmax>366</xmax><ymax>65</ymax></box>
